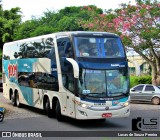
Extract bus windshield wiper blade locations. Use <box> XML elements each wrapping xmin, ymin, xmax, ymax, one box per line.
<box><xmin>122</xmin><ymin>92</ymin><xmax>129</xmax><ymax>96</ymax></box>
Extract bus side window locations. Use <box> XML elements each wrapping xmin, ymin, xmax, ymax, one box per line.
<box><xmin>64</xmin><ymin>42</ymin><xmax>73</xmax><ymax>58</ymax></box>
<box><xmin>62</xmin><ymin>73</ymin><xmax>74</xmax><ymax>93</ymax></box>
<box><xmin>62</xmin><ymin>63</ymin><xmax>74</xmax><ymax>93</ymax></box>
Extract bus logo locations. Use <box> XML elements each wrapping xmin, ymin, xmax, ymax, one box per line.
<box><xmin>8</xmin><ymin>64</ymin><xmax>18</xmax><ymax>79</ymax></box>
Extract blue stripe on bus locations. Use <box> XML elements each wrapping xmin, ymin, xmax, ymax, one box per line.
<box><xmin>78</xmin><ymin>61</ymin><xmax>128</xmax><ymax>69</ymax></box>
<box><xmin>19</xmin><ymin>86</ymin><xmax>34</xmax><ymax>106</ymax></box>
<box><xmin>112</xmin><ymin>97</ymin><xmax>128</xmax><ymax>106</ymax></box>
<box><xmin>80</xmin><ymin>97</ymin><xmax>129</xmax><ymax>105</ymax></box>
<box><xmin>80</xmin><ymin>99</ymin><xmax>106</xmax><ymax>103</ymax></box>
<box><xmin>3</xmin><ymin>58</ymin><xmax>38</xmax><ymax>106</ymax></box>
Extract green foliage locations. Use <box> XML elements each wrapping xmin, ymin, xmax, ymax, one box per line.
<box><xmin>15</xmin><ymin>6</ymin><xmax>102</xmax><ymax>39</ymax></box>
<box><xmin>0</xmin><ymin>5</ymin><xmax>22</xmax><ymax>48</ymax></box>
<box><xmin>0</xmin><ymin>50</ymin><xmax>2</xmax><ymax>73</ymax></box>
<box><xmin>130</xmin><ymin>75</ymin><xmax>152</xmax><ymax>88</ymax></box>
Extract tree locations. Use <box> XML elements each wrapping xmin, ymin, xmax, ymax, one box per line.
<box><xmin>15</xmin><ymin>6</ymin><xmax>103</xmax><ymax>40</ymax></box>
<box><xmin>78</xmin><ymin>6</ymin><xmax>116</xmax><ymax>32</ymax></box>
<box><xmin>80</xmin><ymin>0</ymin><xmax>160</xmax><ymax>85</ymax></box>
<box><xmin>0</xmin><ymin>1</ymin><xmax>22</xmax><ymax>73</ymax></box>
<box><xmin>113</xmin><ymin>0</ymin><xmax>160</xmax><ymax>85</ymax></box>
<box><xmin>0</xmin><ymin>1</ymin><xmax>22</xmax><ymax>48</ymax></box>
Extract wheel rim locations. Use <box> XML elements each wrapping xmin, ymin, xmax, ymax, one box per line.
<box><xmin>45</xmin><ymin>100</ymin><xmax>49</xmax><ymax>112</ymax></box>
<box><xmin>153</xmin><ymin>97</ymin><xmax>159</xmax><ymax>105</ymax></box>
<box><xmin>11</xmin><ymin>94</ymin><xmax>15</xmax><ymax>104</ymax></box>
<box><xmin>16</xmin><ymin>94</ymin><xmax>19</xmax><ymax>106</ymax></box>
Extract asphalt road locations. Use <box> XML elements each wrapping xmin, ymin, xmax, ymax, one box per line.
<box><xmin>0</xmin><ymin>92</ymin><xmax>160</xmax><ymax>139</ymax></box>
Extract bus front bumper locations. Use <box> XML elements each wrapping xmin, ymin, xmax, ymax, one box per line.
<box><xmin>75</xmin><ymin>105</ymin><xmax>130</xmax><ymax>120</ymax></box>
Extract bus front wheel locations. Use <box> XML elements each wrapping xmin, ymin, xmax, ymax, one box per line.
<box><xmin>56</xmin><ymin>100</ymin><xmax>63</xmax><ymax>121</ymax></box>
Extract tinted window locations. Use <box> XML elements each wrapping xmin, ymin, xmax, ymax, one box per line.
<box><xmin>62</xmin><ymin>64</ymin><xmax>74</xmax><ymax>93</ymax></box>
<box><xmin>145</xmin><ymin>85</ymin><xmax>155</xmax><ymax>91</ymax></box>
<box><xmin>74</xmin><ymin>37</ymin><xmax>125</xmax><ymax>58</ymax></box>
<box><xmin>3</xmin><ymin>37</ymin><xmax>55</xmax><ymax>60</ymax></box>
<box><xmin>57</xmin><ymin>37</ymin><xmax>73</xmax><ymax>58</ymax></box>
<box><xmin>134</xmin><ymin>85</ymin><xmax>144</xmax><ymax>91</ymax></box>
<box><xmin>18</xmin><ymin>72</ymin><xmax>59</xmax><ymax>91</ymax></box>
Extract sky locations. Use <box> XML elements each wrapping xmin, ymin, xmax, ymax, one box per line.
<box><xmin>2</xmin><ymin>0</ymin><xmax>136</xmax><ymax>21</ymax></box>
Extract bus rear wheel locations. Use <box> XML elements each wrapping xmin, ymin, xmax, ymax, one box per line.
<box><xmin>56</xmin><ymin>100</ymin><xmax>63</xmax><ymax>121</ymax></box>
<box><xmin>45</xmin><ymin>98</ymin><xmax>53</xmax><ymax>118</ymax></box>
<box><xmin>11</xmin><ymin>93</ymin><xmax>16</xmax><ymax>106</ymax></box>
<box><xmin>15</xmin><ymin>93</ymin><xmax>22</xmax><ymax>108</ymax></box>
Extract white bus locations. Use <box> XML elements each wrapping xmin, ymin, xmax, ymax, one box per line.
<box><xmin>2</xmin><ymin>31</ymin><xmax>130</xmax><ymax>121</ymax></box>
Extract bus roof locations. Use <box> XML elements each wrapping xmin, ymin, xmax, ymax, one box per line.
<box><xmin>3</xmin><ymin>31</ymin><xmax>119</xmax><ymax>46</ymax></box>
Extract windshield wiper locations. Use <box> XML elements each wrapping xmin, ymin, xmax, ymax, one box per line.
<box><xmin>122</xmin><ymin>92</ymin><xmax>129</xmax><ymax>96</ymax></box>
<box><xmin>110</xmin><ymin>92</ymin><xmax>128</xmax><ymax>97</ymax></box>
<box><xmin>83</xmin><ymin>93</ymin><xmax>105</xmax><ymax>98</ymax></box>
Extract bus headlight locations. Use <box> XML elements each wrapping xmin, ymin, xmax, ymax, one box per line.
<box><xmin>81</xmin><ymin>103</ymin><xmax>88</xmax><ymax>108</ymax></box>
<box><xmin>74</xmin><ymin>100</ymin><xmax>89</xmax><ymax>109</ymax></box>
<box><xmin>121</xmin><ymin>102</ymin><xmax>129</xmax><ymax>107</ymax></box>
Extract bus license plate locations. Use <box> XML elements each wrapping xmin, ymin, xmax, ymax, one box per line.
<box><xmin>102</xmin><ymin>113</ymin><xmax>112</xmax><ymax>118</ymax></box>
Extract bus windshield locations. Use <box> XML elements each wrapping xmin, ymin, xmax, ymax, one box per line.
<box><xmin>78</xmin><ymin>69</ymin><xmax>129</xmax><ymax>98</ymax></box>
<box><xmin>74</xmin><ymin>37</ymin><xmax>125</xmax><ymax>58</ymax></box>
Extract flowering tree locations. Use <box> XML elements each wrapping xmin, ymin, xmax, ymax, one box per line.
<box><xmin>79</xmin><ymin>0</ymin><xmax>160</xmax><ymax>85</ymax></box>
<box><xmin>78</xmin><ymin>6</ymin><xmax>117</xmax><ymax>32</ymax></box>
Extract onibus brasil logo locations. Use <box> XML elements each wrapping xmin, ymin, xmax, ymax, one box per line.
<box><xmin>8</xmin><ymin>63</ymin><xmax>18</xmax><ymax>79</ymax></box>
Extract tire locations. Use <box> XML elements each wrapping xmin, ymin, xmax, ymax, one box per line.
<box><xmin>45</xmin><ymin>98</ymin><xmax>53</xmax><ymax>118</ymax></box>
<box><xmin>152</xmin><ymin>97</ymin><xmax>160</xmax><ymax>105</ymax></box>
<box><xmin>0</xmin><ymin>112</ymin><xmax>4</xmax><ymax>122</ymax></box>
<box><xmin>11</xmin><ymin>93</ymin><xmax>16</xmax><ymax>106</ymax></box>
<box><xmin>56</xmin><ymin>100</ymin><xmax>63</xmax><ymax>121</ymax></box>
<box><xmin>15</xmin><ymin>93</ymin><xmax>22</xmax><ymax>108</ymax></box>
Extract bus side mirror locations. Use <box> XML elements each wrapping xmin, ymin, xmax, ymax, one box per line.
<box><xmin>66</xmin><ymin>58</ymin><xmax>79</xmax><ymax>78</ymax></box>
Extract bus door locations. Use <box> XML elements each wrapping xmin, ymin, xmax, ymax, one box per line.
<box><xmin>66</xmin><ymin>88</ymin><xmax>75</xmax><ymax>118</ymax></box>
<box><xmin>62</xmin><ymin>66</ymin><xmax>75</xmax><ymax>118</ymax></box>
<box><xmin>57</xmin><ymin>37</ymin><xmax>75</xmax><ymax>118</ymax></box>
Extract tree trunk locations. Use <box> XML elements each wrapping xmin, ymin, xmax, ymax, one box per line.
<box><xmin>156</xmin><ymin>62</ymin><xmax>160</xmax><ymax>85</ymax></box>
<box><xmin>151</xmin><ymin>63</ymin><xmax>160</xmax><ymax>86</ymax></box>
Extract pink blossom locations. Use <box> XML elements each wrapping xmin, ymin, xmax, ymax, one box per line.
<box><xmin>89</xmin><ymin>23</ymin><xmax>94</xmax><ymax>28</ymax></box>
<box><xmin>142</xmin><ymin>4</ymin><xmax>146</xmax><ymax>8</ymax></box>
<box><xmin>108</xmin><ymin>23</ymin><xmax>113</xmax><ymax>28</ymax></box>
<box><xmin>120</xmin><ymin>10</ymin><xmax>126</xmax><ymax>15</ymax></box>
<box><xmin>146</xmin><ymin>5</ymin><xmax>152</xmax><ymax>10</ymax></box>
<box><xmin>88</xmin><ymin>7</ymin><xmax>91</xmax><ymax>11</ymax></box>
<box><xmin>83</xmin><ymin>6</ymin><xmax>87</xmax><ymax>9</ymax></box>
<box><xmin>100</xmin><ymin>14</ymin><xmax>105</xmax><ymax>18</ymax></box>
<box><xmin>123</xmin><ymin>22</ymin><xmax>131</xmax><ymax>31</ymax></box>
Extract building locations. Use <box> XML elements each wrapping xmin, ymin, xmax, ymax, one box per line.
<box><xmin>127</xmin><ymin>48</ymin><xmax>151</xmax><ymax>76</ymax></box>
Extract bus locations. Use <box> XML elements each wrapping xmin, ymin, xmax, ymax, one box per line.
<box><xmin>2</xmin><ymin>31</ymin><xmax>130</xmax><ymax>121</ymax></box>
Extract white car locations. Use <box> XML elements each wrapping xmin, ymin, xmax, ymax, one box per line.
<box><xmin>130</xmin><ymin>84</ymin><xmax>160</xmax><ymax>105</ymax></box>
